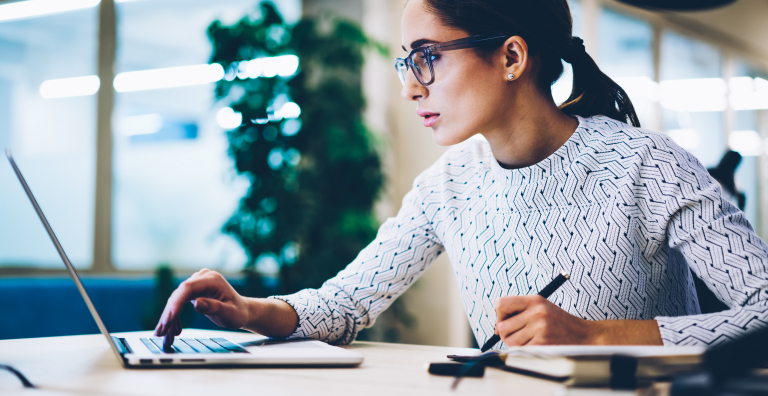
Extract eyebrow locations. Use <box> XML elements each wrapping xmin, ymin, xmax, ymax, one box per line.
<box><xmin>402</xmin><ymin>38</ymin><xmax>438</xmax><ymax>52</ymax></box>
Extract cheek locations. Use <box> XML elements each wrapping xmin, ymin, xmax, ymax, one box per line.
<box><xmin>432</xmin><ymin>70</ymin><xmax>503</xmax><ymax>140</ymax></box>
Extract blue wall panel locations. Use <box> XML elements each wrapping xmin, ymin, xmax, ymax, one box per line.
<box><xmin>0</xmin><ymin>277</ymin><xmax>240</xmax><ymax>339</ymax></box>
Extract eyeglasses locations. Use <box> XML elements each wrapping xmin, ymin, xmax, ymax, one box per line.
<box><xmin>394</xmin><ymin>34</ymin><xmax>508</xmax><ymax>86</ymax></box>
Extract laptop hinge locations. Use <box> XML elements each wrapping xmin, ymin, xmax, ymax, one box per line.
<box><xmin>111</xmin><ymin>336</ymin><xmax>133</xmax><ymax>354</ymax></box>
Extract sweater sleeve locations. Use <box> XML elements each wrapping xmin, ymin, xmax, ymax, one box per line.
<box><xmin>655</xmin><ymin>155</ymin><xmax>768</xmax><ymax>346</ymax></box>
<box><xmin>268</xmin><ymin>169</ymin><xmax>445</xmax><ymax>345</ymax></box>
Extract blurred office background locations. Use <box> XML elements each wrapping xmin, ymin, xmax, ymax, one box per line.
<box><xmin>1</xmin><ymin>0</ymin><xmax>767</xmax><ymax>346</ymax></box>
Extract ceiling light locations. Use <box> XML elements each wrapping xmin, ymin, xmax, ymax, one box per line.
<box><xmin>660</xmin><ymin>78</ymin><xmax>727</xmax><ymax>112</ymax></box>
<box><xmin>0</xmin><ymin>0</ymin><xmax>99</xmax><ymax>23</ymax></box>
<box><xmin>729</xmin><ymin>130</ymin><xmax>762</xmax><ymax>157</ymax></box>
<box><xmin>667</xmin><ymin>129</ymin><xmax>701</xmax><ymax>150</ymax></box>
<box><xmin>41</xmin><ymin>55</ymin><xmax>297</xmax><ymax>98</ymax></box>
<box><xmin>615</xmin><ymin>76</ymin><xmax>659</xmax><ymax>102</ymax></box>
<box><xmin>245</xmin><ymin>55</ymin><xmax>300</xmax><ymax>79</ymax></box>
<box><xmin>114</xmin><ymin>64</ymin><xmax>225</xmax><ymax>92</ymax></box>
<box><xmin>39</xmin><ymin>75</ymin><xmax>100</xmax><ymax>98</ymax></box>
<box><xmin>729</xmin><ymin>77</ymin><xmax>768</xmax><ymax>111</ymax></box>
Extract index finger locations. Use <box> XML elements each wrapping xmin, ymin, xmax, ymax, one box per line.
<box><xmin>495</xmin><ymin>295</ymin><xmax>539</xmax><ymax>321</ymax></box>
<box><xmin>155</xmin><ymin>274</ymin><xmax>220</xmax><ymax>335</ymax></box>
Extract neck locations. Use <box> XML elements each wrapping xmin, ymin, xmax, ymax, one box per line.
<box><xmin>482</xmin><ymin>89</ymin><xmax>578</xmax><ymax>170</ymax></box>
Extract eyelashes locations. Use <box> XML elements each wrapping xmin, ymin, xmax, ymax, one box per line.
<box><xmin>415</xmin><ymin>53</ymin><xmax>440</xmax><ymax>62</ymax></box>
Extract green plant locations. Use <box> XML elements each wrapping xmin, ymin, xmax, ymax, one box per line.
<box><xmin>208</xmin><ymin>2</ymin><xmax>385</xmax><ymax>296</ymax></box>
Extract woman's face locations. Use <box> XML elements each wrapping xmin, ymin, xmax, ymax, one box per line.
<box><xmin>401</xmin><ymin>0</ymin><xmax>514</xmax><ymax>146</ymax></box>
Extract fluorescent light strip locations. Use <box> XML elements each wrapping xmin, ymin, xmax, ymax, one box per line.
<box><xmin>0</xmin><ymin>0</ymin><xmax>149</xmax><ymax>23</ymax></box>
<box><xmin>729</xmin><ymin>130</ymin><xmax>762</xmax><ymax>156</ymax></box>
<box><xmin>0</xmin><ymin>0</ymin><xmax>99</xmax><ymax>22</ymax></box>
<box><xmin>39</xmin><ymin>75</ymin><xmax>100</xmax><ymax>98</ymax></box>
<box><xmin>659</xmin><ymin>78</ymin><xmax>728</xmax><ymax>112</ymax></box>
<box><xmin>667</xmin><ymin>129</ymin><xmax>701</xmax><ymax>151</ymax></box>
<box><xmin>729</xmin><ymin>77</ymin><xmax>768</xmax><ymax>111</ymax></box>
<box><xmin>615</xmin><ymin>76</ymin><xmax>659</xmax><ymax>102</ymax></box>
<box><xmin>586</xmin><ymin>76</ymin><xmax>768</xmax><ymax>112</ymax></box>
<box><xmin>41</xmin><ymin>55</ymin><xmax>299</xmax><ymax>98</ymax></box>
<box><xmin>113</xmin><ymin>64</ymin><xmax>225</xmax><ymax>92</ymax></box>
<box><xmin>242</xmin><ymin>55</ymin><xmax>299</xmax><ymax>79</ymax></box>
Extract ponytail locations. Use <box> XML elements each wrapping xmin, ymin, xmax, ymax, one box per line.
<box><xmin>422</xmin><ymin>0</ymin><xmax>641</xmax><ymax>128</ymax></box>
<box><xmin>559</xmin><ymin>37</ymin><xmax>640</xmax><ymax>127</ymax></box>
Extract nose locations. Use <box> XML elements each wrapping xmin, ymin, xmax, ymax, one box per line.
<box><xmin>400</xmin><ymin>71</ymin><xmax>428</xmax><ymax>102</ymax></box>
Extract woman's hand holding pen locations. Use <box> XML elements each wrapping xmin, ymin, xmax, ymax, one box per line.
<box><xmin>493</xmin><ymin>296</ymin><xmax>665</xmax><ymax>346</ymax></box>
<box><xmin>494</xmin><ymin>295</ymin><xmax>596</xmax><ymax>346</ymax></box>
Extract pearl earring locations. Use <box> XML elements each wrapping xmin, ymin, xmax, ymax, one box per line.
<box><xmin>507</xmin><ymin>73</ymin><xmax>515</xmax><ymax>81</ymax></box>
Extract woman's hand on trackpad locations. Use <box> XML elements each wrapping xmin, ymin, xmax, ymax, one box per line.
<box><xmin>153</xmin><ymin>268</ymin><xmax>250</xmax><ymax>349</ymax></box>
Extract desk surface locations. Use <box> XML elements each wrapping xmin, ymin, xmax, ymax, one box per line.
<box><xmin>0</xmin><ymin>329</ymin><xmax>574</xmax><ymax>396</ymax></box>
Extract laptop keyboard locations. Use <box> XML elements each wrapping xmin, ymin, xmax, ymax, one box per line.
<box><xmin>138</xmin><ymin>337</ymin><xmax>248</xmax><ymax>354</ymax></box>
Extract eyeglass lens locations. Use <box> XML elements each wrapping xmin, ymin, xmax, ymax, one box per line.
<box><xmin>394</xmin><ymin>51</ymin><xmax>433</xmax><ymax>86</ymax></box>
<box><xmin>395</xmin><ymin>59</ymin><xmax>408</xmax><ymax>85</ymax></box>
<box><xmin>409</xmin><ymin>51</ymin><xmax>431</xmax><ymax>85</ymax></box>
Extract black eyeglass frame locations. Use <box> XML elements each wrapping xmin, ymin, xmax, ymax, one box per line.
<box><xmin>394</xmin><ymin>33</ymin><xmax>509</xmax><ymax>86</ymax></box>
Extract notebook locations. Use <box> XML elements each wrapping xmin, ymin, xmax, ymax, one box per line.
<box><xmin>500</xmin><ymin>346</ymin><xmax>705</xmax><ymax>387</ymax></box>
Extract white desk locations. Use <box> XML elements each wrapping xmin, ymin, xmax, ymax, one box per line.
<box><xmin>0</xmin><ymin>329</ymin><xmax>588</xmax><ymax>395</ymax></box>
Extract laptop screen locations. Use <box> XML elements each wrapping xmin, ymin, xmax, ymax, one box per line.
<box><xmin>6</xmin><ymin>149</ymin><xmax>123</xmax><ymax>362</ymax></box>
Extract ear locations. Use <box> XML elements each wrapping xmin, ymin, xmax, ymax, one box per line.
<box><xmin>501</xmin><ymin>36</ymin><xmax>529</xmax><ymax>82</ymax></box>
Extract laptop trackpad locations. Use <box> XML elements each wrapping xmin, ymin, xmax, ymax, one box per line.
<box><xmin>240</xmin><ymin>339</ymin><xmax>326</xmax><ymax>349</ymax></box>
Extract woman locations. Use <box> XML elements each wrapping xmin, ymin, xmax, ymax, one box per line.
<box><xmin>155</xmin><ymin>0</ymin><xmax>768</xmax><ymax>349</ymax></box>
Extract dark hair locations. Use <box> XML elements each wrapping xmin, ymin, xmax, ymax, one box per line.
<box><xmin>422</xmin><ymin>0</ymin><xmax>641</xmax><ymax>127</ymax></box>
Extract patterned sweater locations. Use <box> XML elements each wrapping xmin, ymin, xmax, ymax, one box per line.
<box><xmin>272</xmin><ymin>115</ymin><xmax>768</xmax><ymax>347</ymax></box>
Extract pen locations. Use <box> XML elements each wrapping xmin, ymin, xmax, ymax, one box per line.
<box><xmin>480</xmin><ymin>271</ymin><xmax>570</xmax><ymax>352</ymax></box>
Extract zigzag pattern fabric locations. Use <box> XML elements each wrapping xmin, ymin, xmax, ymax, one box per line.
<box><xmin>271</xmin><ymin>115</ymin><xmax>768</xmax><ymax>347</ymax></box>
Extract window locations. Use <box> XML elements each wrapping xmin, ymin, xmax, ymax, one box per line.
<box><xmin>660</xmin><ymin>31</ymin><xmax>724</xmax><ymax>168</ymax></box>
<box><xmin>551</xmin><ymin>0</ymin><xmax>581</xmax><ymax>105</ymax></box>
<box><xmin>598</xmin><ymin>8</ymin><xmax>654</xmax><ymax>127</ymax></box>
<box><xmin>0</xmin><ymin>7</ymin><xmax>98</xmax><ymax>269</ymax></box>
<box><xmin>0</xmin><ymin>0</ymin><xmax>300</xmax><ymax>272</ymax></box>
<box><xmin>730</xmin><ymin>59</ymin><xmax>768</xmax><ymax>228</ymax></box>
<box><xmin>112</xmin><ymin>0</ymin><xmax>301</xmax><ymax>270</ymax></box>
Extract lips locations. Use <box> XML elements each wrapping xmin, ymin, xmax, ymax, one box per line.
<box><xmin>417</xmin><ymin>109</ymin><xmax>440</xmax><ymax>127</ymax></box>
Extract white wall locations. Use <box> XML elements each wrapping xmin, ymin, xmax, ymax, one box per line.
<box><xmin>359</xmin><ymin>0</ymin><xmax>472</xmax><ymax>347</ymax></box>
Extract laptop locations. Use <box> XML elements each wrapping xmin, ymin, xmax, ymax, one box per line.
<box><xmin>5</xmin><ymin>149</ymin><xmax>363</xmax><ymax>368</ymax></box>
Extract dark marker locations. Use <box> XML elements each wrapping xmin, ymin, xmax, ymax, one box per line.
<box><xmin>480</xmin><ymin>271</ymin><xmax>570</xmax><ymax>352</ymax></box>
